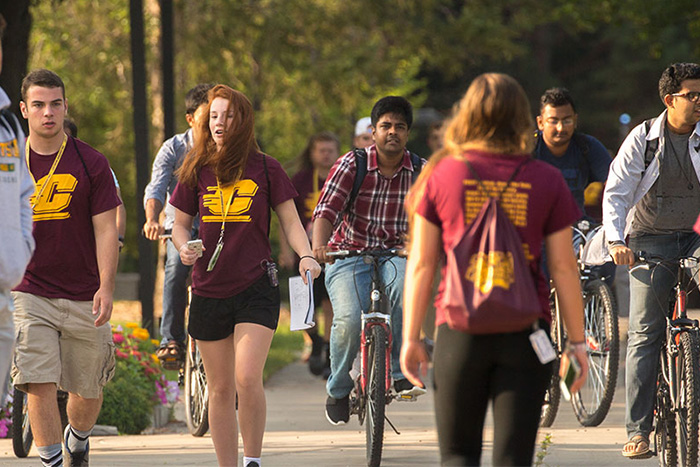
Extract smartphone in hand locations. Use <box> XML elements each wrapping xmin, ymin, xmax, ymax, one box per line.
<box><xmin>187</xmin><ymin>239</ymin><xmax>203</xmax><ymax>258</ymax></box>
<box><xmin>559</xmin><ymin>350</ymin><xmax>582</xmax><ymax>401</ymax></box>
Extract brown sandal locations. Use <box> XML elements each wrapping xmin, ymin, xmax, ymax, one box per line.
<box><xmin>156</xmin><ymin>340</ymin><xmax>184</xmax><ymax>370</ymax></box>
<box><xmin>622</xmin><ymin>435</ymin><xmax>652</xmax><ymax>459</ymax></box>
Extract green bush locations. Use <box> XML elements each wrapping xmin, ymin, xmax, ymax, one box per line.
<box><xmin>97</xmin><ymin>360</ymin><xmax>155</xmax><ymax>434</ymax></box>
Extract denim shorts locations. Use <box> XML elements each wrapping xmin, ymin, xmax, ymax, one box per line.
<box><xmin>188</xmin><ymin>274</ymin><xmax>280</xmax><ymax>341</ymax></box>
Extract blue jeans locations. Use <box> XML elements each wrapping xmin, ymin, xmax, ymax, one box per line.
<box><xmin>625</xmin><ymin>231</ymin><xmax>700</xmax><ymax>438</ymax></box>
<box><xmin>160</xmin><ymin>238</ymin><xmax>192</xmax><ymax>345</ymax></box>
<box><xmin>324</xmin><ymin>255</ymin><xmax>406</xmax><ymax>399</ymax></box>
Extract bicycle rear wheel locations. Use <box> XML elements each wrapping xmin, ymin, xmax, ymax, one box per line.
<box><xmin>655</xmin><ymin>376</ymin><xmax>676</xmax><ymax>467</ymax></box>
<box><xmin>540</xmin><ymin>293</ymin><xmax>561</xmax><ymax>428</ymax></box>
<box><xmin>366</xmin><ymin>325</ymin><xmax>387</xmax><ymax>467</ymax></box>
<box><xmin>674</xmin><ymin>332</ymin><xmax>699</xmax><ymax>466</ymax></box>
<box><xmin>11</xmin><ymin>387</ymin><xmax>32</xmax><ymax>458</ymax></box>
<box><xmin>184</xmin><ymin>335</ymin><xmax>209</xmax><ymax>437</ymax></box>
<box><xmin>572</xmin><ymin>279</ymin><xmax>619</xmax><ymax>426</ymax></box>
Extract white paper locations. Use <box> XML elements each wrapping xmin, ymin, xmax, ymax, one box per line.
<box><xmin>289</xmin><ymin>271</ymin><xmax>315</xmax><ymax>331</ymax></box>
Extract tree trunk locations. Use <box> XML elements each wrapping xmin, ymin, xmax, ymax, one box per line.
<box><xmin>0</xmin><ymin>0</ymin><xmax>31</xmax><ymax>127</ymax></box>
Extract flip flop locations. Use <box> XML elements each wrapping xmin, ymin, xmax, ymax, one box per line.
<box><xmin>621</xmin><ymin>435</ymin><xmax>652</xmax><ymax>459</ymax></box>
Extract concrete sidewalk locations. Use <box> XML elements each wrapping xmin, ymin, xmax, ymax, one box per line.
<box><xmin>0</xmin><ymin>336</ymin><xmax>656</xmax><ymax>466</ymax></box>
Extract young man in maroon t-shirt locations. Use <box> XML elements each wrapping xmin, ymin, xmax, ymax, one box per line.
<box><xmin>13</xmin><ymin>69</ymin><xmax>120</xmax><ymax>467</ymax></box>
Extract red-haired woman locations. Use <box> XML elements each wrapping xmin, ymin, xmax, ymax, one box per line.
<box><xmin>170</xmin><ymin>84</ymin><xmax>321</xmax><ymax>467</ymax></box>
<box><xmin>401</xmin><ymin>73</ymin><xmax>588</xmax><ymax>466</ymax></box>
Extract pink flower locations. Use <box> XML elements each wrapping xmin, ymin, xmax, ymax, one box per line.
<box><xmin>116</xmin><ymin>350</ymin><xmax>129</xmax><ymax>359</ymax></box>
<box><xmin>112</xmin><ymin>333</ymin><xmax>125</xmax><ymax>344</ymax></box>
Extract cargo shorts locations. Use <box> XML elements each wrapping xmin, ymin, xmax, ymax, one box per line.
<box><xmin>11</xmin><ymin>292</ymin><xmax>116</xmax><ymax>399</ymax></box>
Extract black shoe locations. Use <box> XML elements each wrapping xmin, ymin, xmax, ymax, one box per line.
<box><xmin>393</xmin><ymin>378</ymin><xmax>427</xmax><ymax>399</ymax></box>
<box><xmin>325</xmin><ymin>395</ymin><xmax>349</xmax><ymax>425</ymax></box>
<box><xmin>64</xmin><ymin>425</ymin><xmax>90</xmax><ymax>467</ymax></box>
<box><xmin>308</xmin><ymin>334</ymin><xmax>325</xmax><ymax>376</ymax></box>
<box><xmin>245</xmin><ymin>462</ymin><xmax>260</xmax><ymax>467</ymax></box>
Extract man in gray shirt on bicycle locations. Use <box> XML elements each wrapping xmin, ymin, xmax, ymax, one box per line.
<box><xmin>602</xmin><ymin>63</ymin><xmax>700</xmax><ymax>459</ymax></box>
<box><xmin>312</xmin><ymin>96</ymin><xmax>427</xmax><ymax>425</ymax></box>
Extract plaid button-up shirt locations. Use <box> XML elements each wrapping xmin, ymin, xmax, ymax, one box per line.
<box><xmin>313</xmin><ymin>144</ymin><xmax>424</xmax><ymax>250</ymax></box>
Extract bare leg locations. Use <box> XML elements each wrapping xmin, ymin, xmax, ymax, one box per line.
<box><xmin>27</xmin><ymin>383</ymin><xmax>62</xmax><ymax>446</ymax></box>
<box><xmin>198</xmin><ymin>336</ymin><xmax>238</xmax><ymax>466</ymax></box>
<box><xmin>67</xmin><ymin>393</ymin><xmax>103</xmax><ymax>431</ymax></box>
<box><xmin>234</xmin><ymin>323</ymin><xmax>274</xmax><ymax>457</ymax></box>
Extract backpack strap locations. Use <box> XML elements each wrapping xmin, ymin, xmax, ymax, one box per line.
<box><xmin>261</xmin><ymin>153</ymin><xmax>271</xmax><ymax>237</ymax></box>
<box><xmin>349</xmin><ymin>148</ymin><xmax>422</xmax><ymax>205</ymax></box>
<box><xmin>70</xmin><ymin>136</ymin><xmax>93</xmax><ymax>190</ymax></box>
<box><xmin>643</xmin><ymin>118</ymin><xmax>658</xmax><ymax>170</ymax></box>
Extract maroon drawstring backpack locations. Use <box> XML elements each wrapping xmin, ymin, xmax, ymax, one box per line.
<box><xmin>441</xmin><ymin>157</ymin><xmax>541</xmax><ymax>334</ymax></box>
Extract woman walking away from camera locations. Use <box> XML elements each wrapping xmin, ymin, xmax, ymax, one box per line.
<box><xmin>170</xmin><ymin>84</ymin><xmax>321</xmax><ymax>467</ymax></box>
<box><xmin>400</xmin><ymin>73</ymin><xmax>588</xmax><ymax>466</ymax></box>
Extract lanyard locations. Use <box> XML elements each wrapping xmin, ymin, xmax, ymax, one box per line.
<box><xmin>25</xmin><ymin>135</ymin><xmax>68</xmax><ymax>209</ymax></box>
<box><xmin>207</xmin><ymin>178</ymin><xmax>235</xmax><ymax>272</ymax></box>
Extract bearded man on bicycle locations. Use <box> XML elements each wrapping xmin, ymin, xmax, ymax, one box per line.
<box><xmin>312</xmin><ymin>96</ymin><xmax>427</xmax><ymax>425</ymax></box>
<box><xmin>600</xmin><ymin>63</ymin><xmax>700</xmax><ymax>459</ymax></box>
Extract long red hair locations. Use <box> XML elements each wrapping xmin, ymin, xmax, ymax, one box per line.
<box><xmin>177</xmin><ymin>84</ymin><xmax>260</xmax><ymax>188</ymax></box>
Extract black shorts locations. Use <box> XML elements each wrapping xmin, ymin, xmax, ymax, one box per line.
<box><xmin>188</xmin><ymin>274</ymin><xmax>281</xmax><ymax>341</ymax></box>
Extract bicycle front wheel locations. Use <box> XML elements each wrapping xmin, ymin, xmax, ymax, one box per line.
<box><xmin>366</xmin><ymin>325</ymin><xmax>387</xmax><ymax>467</ymax></box>
<box><xmin>184</xmin><ymin>335</ymin><xmax>209</xmax><ymax>437</ymax></box>
<box><xmin>11</xmin><ymin>387</ymin><xmax>32</xmax><ymax>458</ymax></box>
<box><xmin>572</xmin><ymin>279</ymin><xmax>619</xmax><ymax>426</ymax></box>
<box><xmin>674</xmin><ymin>332</ymin><xmax>699</xmax><ymax>466</ymax></box>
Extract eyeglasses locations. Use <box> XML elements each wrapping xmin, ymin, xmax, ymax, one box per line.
<box><xmin>544</xmin><ymin>118</ymin><xmax>575</xmax><ymax>127</ymax></box>
<box><xmin>672</xmin><ymin>91</ymin><xmax>700</xmax><ymax>103</ymax></box>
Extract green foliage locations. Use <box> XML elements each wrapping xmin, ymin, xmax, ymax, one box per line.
<box><xmin>534</xmin><ymin>432</ymin><xmax>553</xmax><ymax>467</ymax></box>
<box><xmin>97</xmin><ymin>360</ymin><xmax>155</xmax><ymax>435</ymax></box>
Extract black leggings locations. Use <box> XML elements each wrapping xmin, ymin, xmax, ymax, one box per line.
<box><xmin>433</xmin><ymin>324</ymin><xmax>551</xmax><ymax>466</ymax></box>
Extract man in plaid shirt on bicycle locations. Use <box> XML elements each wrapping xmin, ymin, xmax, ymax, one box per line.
<box><xmin>312</xmin><ymin>96</ymin><xmax>427</xmax><ymax>425</ymax></box>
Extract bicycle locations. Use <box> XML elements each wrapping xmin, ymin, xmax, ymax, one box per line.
<box><xmin>326</xmin><ymin>248</ymin><xmax>423</xmax><ymax>467</ymax></box>
<box><xmin>632</xmin><ymin>252</ymin><xmax>700</xmax><ymax>466</ymax></box>
<box><xmin>11</xmin><ymin>387</ymin><xmax>68</xmax><ymax>458</ymax></box>
<box><xmin>540</xmin><ymin>220</ymin><xmax>620</xmax><ymax>427</ymax></box>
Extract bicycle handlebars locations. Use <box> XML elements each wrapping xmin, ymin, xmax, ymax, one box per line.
<box><xmin>326</xmin><ymin>248</ymin><xmax>407</xmax><ymax>260</ymax></box>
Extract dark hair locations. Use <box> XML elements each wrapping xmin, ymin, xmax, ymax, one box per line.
<box><xmin>297</xmin><ymin>132</ymin><xmax>340</xmax><ymax>171</ymax></box>
<box><xmin>63</xmin><ymin>117</ymin><xmax>78</xmax><ymax>138</ymax></box>
<box><xmin>371</xmin><ymin>96</ymin><xmax>413</xmax><ymax>129</ymax></box>
<box><xmin>540</xmin><ymin>87</ymin><xmax>576</xmax><ymax>113</ymax></box>
<box><xmin>185</xmin><ymin>83</ymin><xmax>215</xmax><ymax>115</ymax></box>
<box><xmin>21</xmin><ymin>69</ymin><xmax>65</xmax><ymax>101</ymax></box>
<box><xmin>659</xmin><ymin>63</ymin><xmax>700</xmax><ymax>102</ymax></box>
<box><xmin>0</xmin><ymin>13</ymin><xmax>7</xmax><ymax>40</ymax></box>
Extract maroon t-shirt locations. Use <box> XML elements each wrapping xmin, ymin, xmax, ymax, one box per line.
<box><xmin>170</xmin><ymin>152</ymin><xmax>297</xmax><ymax>298</ymax></box>
<box><xmin>291</xmin><ymin>167</ymin><xmax>325</xmax><ymax>229</ymax></box>
<box><xmin>15</xmin><ymin>137</ymin><xmax>121</xmax><ymax>300</ymax></box>
<box><xmin>416</xmin><ymin>151</ymin><xmax>581</xmax><ymax>326</ymax></box>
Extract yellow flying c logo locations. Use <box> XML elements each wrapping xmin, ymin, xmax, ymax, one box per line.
<box><xmin>30</xmin><ymin>173</ymin><xmax>77</xmax><ymax>221</ymax></box>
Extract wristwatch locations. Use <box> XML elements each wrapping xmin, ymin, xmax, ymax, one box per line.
<box><xmin>607</xmin><ymin>240</ymin><xmax>625</xmax><ymax>248</ymax></box>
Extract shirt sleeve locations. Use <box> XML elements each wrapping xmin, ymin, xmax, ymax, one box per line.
<box><xmin>143</xmin><ymin>137</ymin><xmax>179</xmax><ymax>208</ymax></box>
<box><xmin>415</xmin><ymin>174</ymin><xmax>441</xmax><ymax>226</ymax></box>
<box><xmin>170</xmin><ymin>180</ymin><xmax>198</xmax><ymax>217</ymax></box>
<box><xmin>312</xmin><ymin>152</ymin><xmax>355</xmax><ymax>224</ymax></box>
<box><xmin>266</xmin><ymin>155</ymin><xmax>298</xmax><ymax>208</ymax></box>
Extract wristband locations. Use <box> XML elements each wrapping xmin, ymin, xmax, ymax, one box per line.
<box><xmin>567</xmin><ymin>341</ymin><xmax>586</xmax><ymax>353</ymax></box>
<box><xmin>607</xmin><ymin>240</ymin><xmax>625</xmax><ymax>248</ymax></box>
<box><xmin>299</xmin><ymin>255</ymin><xmax>317</xmax><ymax>262</ymax></box>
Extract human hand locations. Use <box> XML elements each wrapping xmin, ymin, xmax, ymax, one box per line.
<box><xmin>400</xmin><ymin>339</ymin><xmax>429</xmax><ymax>390</ymax></box>
<box><xmin>143</xmin><ymin>220</ymin><xmax>164</xmax><ymax>241</ymax></box>
<box><xmin>179</xmin><ymin>242</ymin><xmax>204</xmax><ymax>266</ymax></box>
<box><xmin>610</xmin><ymin>244</ymin><xmax>634</xmax><ymax>266</ymax></box>
<box><xmin>92</xmin><ymin>288</ymin><xmax>114</xmax><ymax>327</ymax></box>
<box><xmin>560</xmin><ymin>343</ymin><xmax>588</xmax><ymax>395</ymax></box>
<box><xmin>299</xmin><ymin>256</ymin><xmax>322</xmax><ymax>283</ymax></box>
<box><xmin>313</xmin><ymin>245</ymin><xmax>334</xmax><ymax>264</ymax></box>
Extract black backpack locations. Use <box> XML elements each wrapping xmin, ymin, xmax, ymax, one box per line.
<box><xmin>348</xmin><ymin>147</ymin><xmax>423</xmax><ymax>204</ymax></box>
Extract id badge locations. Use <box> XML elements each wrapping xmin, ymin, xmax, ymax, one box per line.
<box><xmin>529</xmin><ymin>329</ymin><xmax>556</xmax><ymax>364</ymax></box>
<box><xmin>206</xmin><ymin>241</ymin><xmax>223</xmax><ymax>272</ymax></box>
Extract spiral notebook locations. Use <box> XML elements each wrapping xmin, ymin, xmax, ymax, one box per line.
<box><xmin>289</xmin><ymin>270</ymin><xmax>315</xmax><ymax>331</ymax></box>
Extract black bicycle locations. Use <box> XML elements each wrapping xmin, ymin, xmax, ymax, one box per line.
<box><xmin>632</xmin><ymin>252</ymin><xmax>700</xmax><ymax>467</ymax></box>
<box><xmin>540</xmin><ymin>221</ymin><xmax>620</xmax><ymax>427</ymax></box>
<box><xmin>326</xmin><ymin>249</ymin><xmax>422</xmax><ymax>467</ymax></box>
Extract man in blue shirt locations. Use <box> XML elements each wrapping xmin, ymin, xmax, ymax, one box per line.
<box><xmin>143</xmin><ymin>83</ymin><xmax>212</xmax><ymax>368</ymax></box>
<box><xmin>534</xmin><ymin>87</ymin><xmax>612</xmax><ymax>217</ymax></box>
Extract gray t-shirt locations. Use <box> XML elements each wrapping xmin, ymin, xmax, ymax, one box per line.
<box><xmin>631</xmin><ymin>128</ymin><xmax>700</xmax><ymax>234</ymax></box>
